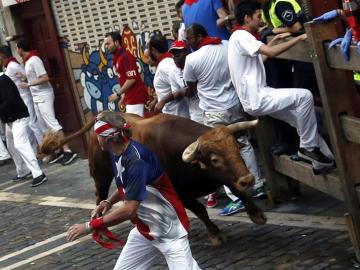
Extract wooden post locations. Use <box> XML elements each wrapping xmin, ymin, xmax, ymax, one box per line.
<box><xmin>305</xmin><ymin>21</ymin><xmax>360</xmax><ymax>261</ymax></box>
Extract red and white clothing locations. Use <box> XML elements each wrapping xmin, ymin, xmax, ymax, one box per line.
<box><xmin>24</xmin><ymin>53</ymin><xmax>63</xmax><ymax>133</ymax></box>
<box><xmin>183</xmin><ymin>40</ymin><xmax>239</xmax><ymax>112</ymax></box>
<box><xmin>169</xmin><ymin>65</ymin><xmax>203</xmax><ymax>123</ymax></box>
<box><xmin>113</xmin><ymin>48</ymin><xmax>148</xmax><ymax>116</ymax></box>
<box><xmin>183</xmin><ymin>39</ymin><xmax>264</xmax><ymax>200</ymax></box>
<box><xmin>154</xmin><ymin>56</ymin><xmax>189</xmax><ymax>117</ymax></box>
<box><xmin>228</xmin><ymin>29</ymin><xmax>333</xmax><ymax>156</ymax></box>
<box><xmin>111</xmin><ymin>140</ymin><xmax>200</xmax><ymax>269</ymax></box>
<box><xmin>4</xmin><ymin>59</ymin><xmax>44</xmax><ymax>144</ymax></box>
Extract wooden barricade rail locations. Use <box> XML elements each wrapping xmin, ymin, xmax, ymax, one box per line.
<box><xmin>258</xmin><ymin>21</ymin><xmax>360</xmax><ymax>261</ymax></box>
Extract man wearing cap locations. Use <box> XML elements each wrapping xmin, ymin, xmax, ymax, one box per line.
<box><xmin>169</xmin><ymin>40</ymin><xmax>203</xmax><ymax>123</ymax></box>
<box><xmin>184</xmin><ymin>23</ymin><xmax>266</xmax><ymax>215</ymax></box>
<box><xmin>147</xmin><ymin>34</ymin><xmax>190</xmax><ymax>118</ymax></box>
<box><xmin>67</xmin><ymin>110</ymin><xmax>201</xmax><ymax>270</ymax></box>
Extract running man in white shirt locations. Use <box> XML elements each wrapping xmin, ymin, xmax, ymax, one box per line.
<box><xmin>16</xmin><ymin>38</ymin><xmax>77</xmax><ymax>166</ymax></box>
<box><xmin>0</xmin><ymin>45</ymin><xmax>43</xmax><ymax>146</ymax></box>
<box><xmin>228</xmin><ymin>1</ymin><xmax>335</xmax><ymax>174</ymax></box>
<box><xmin>184</xmin><ymin>23</ymin><xmax>266</xmax><ymax>216</ymax></box>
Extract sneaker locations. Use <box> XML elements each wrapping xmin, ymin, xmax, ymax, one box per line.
<box><xmin>61</xmin><ymin>152</ymin><xmax>78</xmax><ymax>166</ymax></box>
<box><xmin>206</xmin><ymin>193</ymin><xmax>217</xmax><ymax>208</ymax></box>
<box><xmin>298</xmin><ymin>148</ymin><xmax>335</xmax><ymax>166</ymax></box>
<box><xmin>251</xmin><ymin>185</ymin><xmax>267</xmax><ymax>198</ymax></box>
<box><xmin>13</xmin><ymin>172</ymin><xmax>32</xmax><ymax>182</ymax></box>
<box><xmin>31</xmin><ymin>174</ymin><xmax>47</xmax><ymax>187</ymax></box>
<box><xmin>48</xmin><ymin>152</ymin><xmax>64</xmax><ymax>164</ymax></box>
<box><xmin>219</xmin><ymin>200</ymin><xmax>245</xmax><ymax>216</ymax></box>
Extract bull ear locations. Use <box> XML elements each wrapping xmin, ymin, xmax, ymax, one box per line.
<box><xmin>182</xmin><ymin>140</ymin><xmax>199</xmax><ymax>163</ymax></box>
<box><xmin>227</xmin><ymin>119</ymin><xmax>259</xmax><ymax>133</ymax></box>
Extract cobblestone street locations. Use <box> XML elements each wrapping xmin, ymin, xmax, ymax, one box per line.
<box><xmin>0</xmin><ymin>159</ymin><xmax>358</xmax><ymax>270</ymax></box>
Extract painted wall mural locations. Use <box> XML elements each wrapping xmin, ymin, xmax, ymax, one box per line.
<box><xmin>79</xmin><ymin>25</ymin><xmax>162</xmax><ymax>114</ymax></box>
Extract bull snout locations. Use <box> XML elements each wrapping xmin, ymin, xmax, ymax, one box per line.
<box><xmin>236</xmin><ymin>173</ymin><xmax>255</xmax><ymax>192</ymax></box>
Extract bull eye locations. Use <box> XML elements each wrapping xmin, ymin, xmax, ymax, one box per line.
<box><xmin>210</xmin><ymin>155</ymin><xmax>221</xmax><ymax>167</ymax></box>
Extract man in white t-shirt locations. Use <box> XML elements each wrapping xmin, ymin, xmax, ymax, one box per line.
<box><xmin>16</xmin><ymin>38</ymin><xmax>77</xmax><ymax>166</ymax></box>
<box><xmin>0</xmin><ymin>45</ymin><xmax>43</xmax><ymax>146</ymax></box>
<box><xmin>169</xmin><ymin>40</ymin><xmax>203</xmax><ymax>124</ymax></box>
<box><xmin>228</xmin><ymin>1</ymin><xmax>335</xmax><ymax>174</ymax></box>
<box><xmin>184</xmin><ymin>23</ymin><xmax>265</xmax><ymax>216</ymax></box>
<box><xmin>147</xmin><ymin>34</ymin><xmax>190</xmax><ymax>118</ymax></box>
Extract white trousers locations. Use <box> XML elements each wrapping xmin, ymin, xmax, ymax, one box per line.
<box><xmin>34</xmin><ymin>94</ymin><xmax>63</xmax><ymax>133</ymax></box>
<box><xmin>6</xmin><ymin>117</ymin><xmax>42</xmax><ymax>178</ymax></box>
<box><xmin>114</xmin><ymin>228</ymin><xmax>201</xmax><ymax>270</ymax></box>
<box><xmin>126</xmin><ymin>104</ymin><xmax>144</xmax><ymax>117</ymax></box>
<box><xmin>247</xmin><ymin>88</ymin><xmax>333</xmax><ymax>158</ymax></box>
<box><xmin>0</xmin><ymin>121</ymin><xmax>10</xmax><ymax>160</ymax></box>
<box><xmin>22</xmin><ymin>93</ymin><xmax>44</xmax><ymax>144</ymax></box>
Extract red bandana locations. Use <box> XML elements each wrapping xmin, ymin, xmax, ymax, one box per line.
<box><xmin>185</xmin><ymin>0</ymin><xmax>199</xmax><ymax>6</ymax></box>
<box><xmin>156</xmin><ymin>52</ymin><xmax>172</xmax><ymax>66</ymax></box>
<box><xmin>90</xmin><ymin>217</ymin><xmax>125</xmax><ymax>249</ymax></box>
<box><xmin>232</xmin><ymin>24</ymin><xmax>261</xmax><ymax>40</ymax></box>
<box><xmin>24</xmin><ymin>50</ymin><xmax>40</xmax><ymax>63</ymax></box>
<box><xmin>197</xmin><ymin>37</ymin><xmax>222</xmax><ymax>50</ymax></box>
<box><xmin>3</xmin><ymin>57</ymin><xmax>20</xmax><ymax>68</ymax></box>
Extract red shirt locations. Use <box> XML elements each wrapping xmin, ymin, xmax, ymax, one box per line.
<box><xmin>113</xmin><ymin>48</ymin><xmax>148</xmax><ymax>105</ymax></box>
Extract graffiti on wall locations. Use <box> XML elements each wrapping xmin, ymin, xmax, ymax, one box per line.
<box><xmin>80</xmin><ymin>25</ymin><xmax>163</xmax><ymax>114</ymax></box>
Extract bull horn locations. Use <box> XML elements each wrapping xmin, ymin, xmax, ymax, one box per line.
<box><xmin>226</xmin><ymin>119</ymin><xmax>259</xmax><ymax>133</ymax></box>
<box><xmin>98</xmin><ymin>48</ymin><xmax>108</xmax><ymax>71</ymax></box>
<box><xmin>139</xmin><ymin>40</ymin><xmax>149</xmax><ymax>64</ymax></box>
<box><xmin>82</xmin><ymin>47</ymin><xmax>89</xmax><ymax>65</ymax></box>
<box><xmin>182</xmin><ymin>140</ymin><xmax>199</xmax><ymax>163</ymax></box>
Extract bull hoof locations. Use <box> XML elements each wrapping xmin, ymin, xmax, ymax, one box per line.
<box><xmin>209</xmin><ymin>232</ymin><xmax>227</xmax><ymax>247</ymax></box>
<box><xmin>248</xmin><ymin>210</ymin><xmax>267</xmax><ymax>225</ymax></box>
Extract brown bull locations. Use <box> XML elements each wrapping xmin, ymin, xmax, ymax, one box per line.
<box><xmin>41</xmin><ymin>113</ymin><xmax>266</xmax><ymax>245</ymax></box>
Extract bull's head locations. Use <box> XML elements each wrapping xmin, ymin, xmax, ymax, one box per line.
<box><xmin>182</xmin><ymin>120</ymin><xmax>259</xmax><ymax>192</ymax></box>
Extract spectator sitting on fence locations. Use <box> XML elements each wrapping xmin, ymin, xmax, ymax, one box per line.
<box><xmin>228</xmin><ymin>1</ymin><xmax>335</xmax><ymax>175</ymax></box>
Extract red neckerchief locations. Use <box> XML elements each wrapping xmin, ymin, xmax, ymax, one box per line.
<box><xmin>24</xmin><ymin>50</ymin><xmax>40</xmax><ymax>63</ymax></box>
<box><xmin>197</xmin><ymin>37</ymin><xmax>222</xmax><ymax>50</ymax></box>
<box><xmin>156</xmin><ymin>52</ymin><xmax>172</xmax><ymax>66</ymax></box>
<box><xmin>3</xmin><ymin>57</ymin><xmax>20</xmax><ymax>68</ymax></box>
<box><xmin>185</xmin><ymin>0</ymin><xmax>199</xmax><ymax>6</ymax></box>
<box><xmin>113</xmin><ymin>47</ymin><xmax>125</xmax><ymax>64</ymax></box>
<box><xmin>92</xmin><ymin>227</ymin><xmax>125</xmax><ymax>249</ymax></box>
<box><xmin>232</xmin><ymin>24</ymin><xmax>261</xmax><ymax>40</ymax></box>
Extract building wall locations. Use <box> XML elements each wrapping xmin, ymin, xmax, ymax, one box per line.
<box><xmin>51</xmin><ymin>0</ymin><xmax>177</xmax><ymax>51</ymax></box>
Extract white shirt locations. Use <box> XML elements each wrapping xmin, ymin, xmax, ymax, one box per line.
<box><xmin>154</xmin><ymin>57</ymin><xmax>187</xmax><ymax>116</ymax></box>
<box><xmin>169</xmin><ymin>65</ymin><xmax>203</xmax><ymax>123</ymax></box>
<box><xmin>228</xmin><ymin>30</ymin><xmax>267</xmax><ymax>112</ymax></box>
<box><xmin>183</xmin><ymin>41</ymin><xmax>239</xmax><ymax>112</ymax></box>
<box><xmin>5</xmin><ymin>61</ymin><xmax>32</xmax><ymax>102</ymax></box>
<box><xmin>25</xmin><ymin>56</ymin><xmax>54</xmax><ymax>102</ymax></box>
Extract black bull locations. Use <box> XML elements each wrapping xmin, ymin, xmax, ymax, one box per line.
<box><xmin>42</xmin><ymin>113</ymin><xmax>267</xmax><ymax>245</ymax></box>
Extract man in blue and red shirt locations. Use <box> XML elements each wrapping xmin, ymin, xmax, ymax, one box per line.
<box><xmin>67</xmin><ymin>111</ymin><xmax>201</xmax><ymax>270</ymax></box>
<box><xmin>105</xmin><ymin>32</ymin><xmax>148</xmax><ymax>117</ymax></box>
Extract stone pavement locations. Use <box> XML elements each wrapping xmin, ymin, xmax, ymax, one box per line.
<box><xmin>0</xmin><ymin>159</ymin><xmax>359</xmax><ymax>270</ymax></box>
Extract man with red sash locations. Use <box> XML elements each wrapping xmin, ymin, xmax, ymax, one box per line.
<box><xmin>67</xmin><ymin>111</ymin><xmax>201</xmax><ymax>270</ymax></box>
<box><xmin>183</xmin><ymin>23</ymin><xmax>266</xmax><ymax>215</ymax></box>
<box><xmin>105</xmin><ymin>32</ymin><xmax>148</xmax><ymax>117</ymax></box>
<box><xmin>16</xmin><ymin>38</ymin><xmax>77</xmax><ymax>166</ymax></box>
<box><xmin>228</xmin><ymin>1</ymin><xmax>335</xmax><ymax>174</ymax></box>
